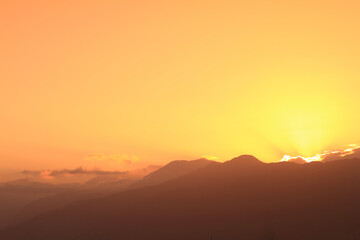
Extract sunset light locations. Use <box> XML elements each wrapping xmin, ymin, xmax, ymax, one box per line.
<box><xmin>2</xmin><ymin>1</ymin><xmax>360</xmax><ymax>239</ymax></box>
<box><xmin>2</xmin><ymin>1</ymin><xmax>360</xmax><ymax>181</ymax></box>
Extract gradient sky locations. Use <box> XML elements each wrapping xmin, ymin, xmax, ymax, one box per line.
<box><xmin>1</xmin><ymin>0</ymin><xmax>360</xmax><ymax>181</ymax></box>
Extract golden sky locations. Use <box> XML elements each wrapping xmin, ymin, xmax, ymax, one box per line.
<box><xmin>1</xmin><ymin>0</ymin><xmax>360</xmax><ymax>180</ymax></box>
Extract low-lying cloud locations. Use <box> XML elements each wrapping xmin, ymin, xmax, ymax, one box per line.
<box><xmin>22</xmin><ymin>167</ymin><xmax>128</xmax><ymax>179</ymax></box>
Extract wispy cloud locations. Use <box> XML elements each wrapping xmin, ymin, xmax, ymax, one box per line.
<box><xmin>200</xmin><ymin>155</ymin><xmax>219</xmax><ymax>161</ymax></box>
<box><xmin>85</xmin><ymin>153</ymin><xmax>139</xmax><ymax>166</ymax></box>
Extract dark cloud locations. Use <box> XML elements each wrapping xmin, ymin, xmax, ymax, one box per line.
<box><xmin>281</xmin><ymin>145</ymin><xmax>360</xmax><ymax>163</ymax></box>
<box><xmin>288</xmin><ymin>157</ymin><xmax>307</xmax><ymax>164</ymax></box>
<box><xmin>322</xmin><ymin>147</ymin><xmax>360</xmax><ymax>162</ymax></box>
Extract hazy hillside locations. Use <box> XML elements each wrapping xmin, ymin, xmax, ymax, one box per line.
<box><xmin>2</xmin><ymin>159</ymin><xmax>210</xmax><ymax>229</ymax></box>
<box><xmin>131</xmin><ymin>158</ymin><xmax>214</xmax><ymax>189</ymax></box>
<box><xmin>0</xmin><ymin>179</ymin><xmax>80</xmax><ymax>230</ymax></box>
<box><xmin>2</xmin><ymin>156</ymin><xmax>360</xmax><ymax>239</ymax></box>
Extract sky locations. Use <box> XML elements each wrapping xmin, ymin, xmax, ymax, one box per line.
<box><xmin>1</xmin><ymin>0</ymin><xmax>360</xmax><ymax>182</ymax></box>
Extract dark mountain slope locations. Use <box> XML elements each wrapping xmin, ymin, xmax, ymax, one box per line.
<box><xmin>2</xmin><ymin>156</ymin><xmax>360</xmax><ymax>240</ymax></box>
<box><xmin>130</xmin><ymin>158</ymin><xmax>214</xmax><ymax>189</ymax></box>
<box><xmin>7</xmin><ymin>159</ymin><xmax>209</xmax><ymax>228</ymax></box>
<box><xmin>0</xmin><ymin>179</ymin><xmax>80</xmax><ymax>230</ymax></box>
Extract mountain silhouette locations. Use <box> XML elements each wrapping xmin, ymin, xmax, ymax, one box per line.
<box><xmin>225</xmin><ymin>154</ymin><xmax>265</xmax><ymax>166</ymax></box>
<box><xmin>4</xmin><ymin>159</ymin><xmax>211</xmax><ymax>229</ymax></box>
<box><xmin>2</xmin><ymin>156</ymin><xmax>360</xmax><ymax>239</ymax></box>
<box><xmin>0</xmin><ymin>179</ymin><xmax>80</xmax><ymax>230</ymax></box>
<box><xmin>130</xmin><ymin>158</ymin><xmax>214</xmax><ymax>189</ymax></box>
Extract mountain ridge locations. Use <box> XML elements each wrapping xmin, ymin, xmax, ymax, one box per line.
<box><xmin>2</xmin><ymin>156</ymin><xmax>360</xmax><ymax>239</ymax></box>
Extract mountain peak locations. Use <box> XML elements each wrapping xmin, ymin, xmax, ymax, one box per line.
<box><xmin>226</xmin><ymin>155</ymin><xmax>264</xmax><ymax>166</ymax></box>
<box><xmin>130</xmin><ymin>158</ymin><xmax>214</xmax><ymax>189</ymax></box>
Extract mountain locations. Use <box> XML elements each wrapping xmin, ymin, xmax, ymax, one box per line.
<box><xmin>224</xmin><ymin>154</ymin><xmax>264</xmax><ymax>166</ymax></box>
<box><xmin>131</xmin><ymin>158</ymin><xmax>214</xmax><ymax>189</ymax></box>
<box><xmin>5</xmin><ymin>159</ymin><xmax>208</xmax><ymax>229</ymax></box>
<box><xmin>6</xmin><ymin>176</ymin><xmax>132</xmax><ymax>228</ymax></box>
<box><xmin>10</xmin><ymin>178</ymin><xmax>135</xmax><ymax>227</ymax></box>
<box><xmin>2</xmin><ymin>156</ymin><xmax>360</xmax><ymax>239</ymax></box>
<box><xmin>9</xmin><ymin>189</ymin><xmax>110</xmax><ymax>228</ymax></box>
<box><xmin>0</xmin><ymin>179</ymin><xmax>80</xmax><ymax>230</ymax></box>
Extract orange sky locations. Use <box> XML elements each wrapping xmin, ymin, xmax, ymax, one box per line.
<box><xmin>1</xmin><ymin>0</ymin><xmax>360</xmax><ymax>181</ymax></box>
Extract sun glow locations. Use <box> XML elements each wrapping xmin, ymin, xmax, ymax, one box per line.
<box><xmin>2</xmin><ymin>0</ymin><xmax>360</xmax><ymax>182</ymax></box>
<box><xmin>280</xmin><ymin>144</ymin><xmax>360</xmax><ymax>163</ymax></box>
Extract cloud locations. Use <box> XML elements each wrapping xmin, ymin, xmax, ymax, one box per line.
<box><xmin>281</xmin><ymin>144</ymin><xmax>360</xmax><ymax>163</ymax></box>
<box><xmin>286</xmin><ymin>157</ymin><xmax>307</xmax><ymax>164</ymax></box>
<box><xmin>128</xmin><ymin>165</ymin><xmax>161</xmax><ymax>177</ymax></box>
<box><xmin>22</xmin><ymin>167</ymin><xmax>128</xmax><ymax>179</ymax></box>
<box><xmin>200</xmin><ymin>155</ymin><xmax>219</xmax><ymax>161</ymax></box>
<box><xmin>85</xmin><ymin>153</ymin><xmax>139</xmax><ymax>165</ymax></box>
<box><xmin>322</xmin><ymin>145</ymin><xmax>360</xmax><ymax>162</ymax></box>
